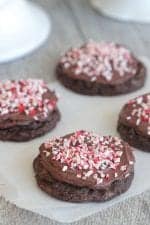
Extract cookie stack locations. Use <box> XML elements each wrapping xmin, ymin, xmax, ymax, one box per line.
<box><xmin>0</xmin><ymin>79</ymin><xmax>60</xmax><ymax>141</ymax></box>
<box><xmin>33</xmin><ymin>130</ymin><xmax>135</xmax><ymax>202</ymax></box>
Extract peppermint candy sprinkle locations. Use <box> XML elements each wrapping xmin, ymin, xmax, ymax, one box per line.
<box><xmin>127</xmin><ymin>94</ymin><xmax>150</xmax><ymax>135</ymax></box>
<box><xmin>0</xmin><ymin>79</ymin><xmax>57</xmax><ymax>120</ymax></box>
<box><xmin>44</xmin><ymin>131</ymin><xmax>130</xmax><ymax>184</ymax></box>
<box><xmin>60</xmin><ymin>41</ymin><xmax>137</xmax><ymax>82</ymax></box>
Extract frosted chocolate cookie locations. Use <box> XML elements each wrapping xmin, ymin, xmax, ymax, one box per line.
<box><xmin>0</xmin><ymin>79</ymin><xmax>60</xmax><ymax>141</ymax></box>
<box><xmin>56</xmin><ymin>41</ymin><xmax>146</xmax><ymax>95</ymax></box>
<box><xmin>118</xmin><ymin>93</ymin><xmax>150</xmax><ymax>152</ymax></box>
<box><xmin>34</xmin><ymin>130</ymin><xmax>135</xmax><ymax>202</ymax></box>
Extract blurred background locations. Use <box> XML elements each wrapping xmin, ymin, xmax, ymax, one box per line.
<box><xmin>0</xmin><ymin>0</ymin><xmax>149</xmax><ymax>82</ymax></box>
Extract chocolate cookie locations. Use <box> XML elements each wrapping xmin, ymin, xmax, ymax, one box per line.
<box><xmin>34</xmin><ymin>131</ymin><xmax>135</xmax><ymax>202</ymax></box>
<box><xmin>0</xmin><ymin>79</ymin><xmax>60</xmax><ymax>141</ymax></box>
<box><xmin>118</xmin><ymin>93</ymin><xmax>150</xmax><ymax>152</ymax></box>
<box><xmin>56</xmin><ymin>41</ymin><xmax>146</xmax><ymax>96</ymax></box>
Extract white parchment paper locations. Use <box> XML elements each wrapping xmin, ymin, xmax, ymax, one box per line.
<box><xmin>0</xmin><ymin>57</ymin><xmax>149</xmax><ymax>223</ymax></box>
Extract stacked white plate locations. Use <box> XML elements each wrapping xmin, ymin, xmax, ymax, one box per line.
<box><xmin>0</xmin><ymin>0</ymin><xmax>50</xmax><ymax>63</ymax></box>
<box><xmin>91</xmin><ymin>0</ymin><xmax>150</xmax><ymax>23</ymax></box>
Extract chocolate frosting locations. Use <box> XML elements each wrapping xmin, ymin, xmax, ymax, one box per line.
<box><xmin>0</xmin><ymin>80</ymin><xmax>58</xmax><ymax>129</ymax></box>
<box><xmin>40</xmin><ymin>131</ymin><xmax>135</xmax><ymax>189</ymax></box>
<box><xmin>58</xmin><ymin>42</ymin><xmax>141</xmax><ymax>85</ymax></box>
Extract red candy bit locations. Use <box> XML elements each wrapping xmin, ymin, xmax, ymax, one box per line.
<box><xmin>110</xmin><ymin>143</ymin><xmax>115</xmax><ymax>149</ymax></box>
<box><xmin>76</xmin><ymin>130</ymin><xmax>85</xmax><ymax>136</ymax></box>
<box><xmin>141</xmin><ymin>115</ymin><xmax>149</xmax><ymax>122</ymax></box>
<box><xmin>144</xmin><ymin>109</ymin><xmax>150</xmax><ymax>115</ymax></box>
<box><xmin>93</xmin><ymin>157</ymin><xmax>100</xmax><ymax>164</ymax></box>
<box><xmin>128</xmin><ymin>99</ymin><xmax>135</xmax><ymax>105</ymax></box>
<box><xmin>48</xmin><ymin>99</ymin><xmax>57</xmax><ymax>108</ymax></box>
<box><xmin>105</xmin><ymin>174</ymin><xmax>110</xmax><ymax>179</ymax></box>
<box><xmin>19</xmin><ymin>80</ymin><xmax>26</xmax><ymax>86</ymax></box>
<box><xmin>124</xmin><ymin>52</ymin><xmax>132</xmax><ymax>61</ymax></box>
<box><xmin>27</xmin><ymin>89</ymin><xmax>33</xmax><ymax>95</ymax></box>
<box><xmin>38</xmin><ymin>100</ymin><xmax>43</xmax><ymax>108</ymax></box>
<box><xmin>11</xmin><ymin>87</ymin><xmax>16</xmax><ymax>93</ymax></box>
<box><xmin>29</xmin><ymin>109</ymin><xmax>37</xmax><ymax>116</ymax></box>
<box><xmin>18</xmin><ymin>104</ymin><xmax>25</xmax><ymax>113</ymax></box>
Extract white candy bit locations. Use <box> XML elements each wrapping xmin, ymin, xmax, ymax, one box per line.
<box><xmin>83</xmin><ymin>164</ymin><xmax>89</xmax><ymax>170</ymax></box>
<box><xmin>64</xmin><ymin>62</ymin><xmax>70</xmax><ymax>69</ymax></box>
<box><xmin>147</xmin><ymin>126</ymin><xmax>150</xmax><ymax>135</ymax></box>
<box><xmin>93</xmin><ymin>174</ymin><xmax>98</xmax><ymax>179</ymax></box>
<box><xmin>62</xmin><ymin>165</ymin><xmax>68</xmax><ymax>172</ymax></box>
<box><xmin>97</xmin><ymin>178</ymin><xmax>103</xmax><ymax>184</ymax></box>
<box><xmin>114</xmin><ymin>158</ymin><xmax>120</xmax><ymax>163</ymax></box>
<box><xmin>34</xmin><ymin>116</ymin><xmax>38</xmax><ymax>121</ymax></box>
<box><xmin>99</xmin><ymin>137</ymin><xmax>104</xmax><ymax>142</ymax></box>
<box><xmin>116</xmin><ymin>151</ymin><xmax>123</xmax><ymax>157</ymax></box>
<box><xmin>100</xmin><ymin>172</ymin><xmax>105</xmax><ymax>178</ymax></box>
<box><xmin>120</xmin><ymin>165</ymin><xmax>127</xmax><ymax>171</ymax></box>
<box><xmin>91</xmin><ymin>77</ymin><xmax>97</xmax><ymax>82</ymax></box>
<box><xmin>43</xmin><ymin>150</ymin><xmax>50</xmax><ymax>157</ymax></box>
<box><xmin>129</xmin><ymin>161</ymin><xmax>134</xmax><ymax>165</ymax></box>
<box><xmin>136</xmin><ymin>118</ymin><xmax>141</xmax><ymax>126</ymax></box>
<box><xmin>137</xmin><ymin>97</ymin><xmax>143</xmax><ymax>104</ymax></box>
<box><xmin>77</xmin><ymin>174</ymin><xmax>82</xmax><ymax>178</ymax></box>
<box><xmin>75</xmin><ymin>69</ymin><xmax>81</xmax><ymax>75</ymax></box>
<box><xmin>52</xmin><ymin>151</ymin><xmax>58</xmax><ymax>155</ymax></box>
<box><xmin>115</xmin><ymin>172</ymin><xmax>118</xmax><ymax>178</ymax></box>
<box><xmin>125</xmin><ymin>173</ymin><xmax>130</xmax><ymax>178</ymax></box>
<box><xmin>85</xmin><ymin>170</ymin><xmax>93</xmax><ymax>177</ymax></box>
<box><xmin>126</xmin><ymin>116</ymin><xmax>131</xmax><ymax>120</ymax></box>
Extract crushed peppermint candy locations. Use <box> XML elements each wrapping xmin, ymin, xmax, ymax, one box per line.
<box><xmin>0</xmin><ymin>79</ymin><xmax>57</xmax><ymax>120</ymax></box>
<box><xmin>60</xmin><ymin>41</ymin><xmax>137</xmax><ymax>82</ymax></box>
<box><xmin>127</xmin><ymin>94</ymin><xmax>150</xmax><ymax>135</ymax></box>
<box><xmin>44</xmin><ymin>131</ymin><xmax>131</xmax><ymax>184</ymax></box>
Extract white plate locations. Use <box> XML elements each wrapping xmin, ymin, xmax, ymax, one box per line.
<box><xmin>0</xmin><ymin>57</ymin><xmax>149</xmax><ymax>223</ymax></box>
<box><xmin>0</xmin><ymin>0</ymin><xmax>50</xmax><ymax>63</ymax></box>
<box><xmin>90</xmin><ymin>0</ymin><xmax>150</xmax><ymax>23</ymax></box>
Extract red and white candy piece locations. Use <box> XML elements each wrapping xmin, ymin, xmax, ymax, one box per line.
<box><xmin>0</xmin><ymin>79</ymin><xmax>57</xmax><ymax>120</ymax></box>
<box><xmin>60</xmin><ymin>41</ymin><xmax>137</xmax><ymax>82</ymax></box>
<box><xmin>44</xmin><ymin>131</ymin><xmax>132</xmax><ymax>184</ymax></box>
